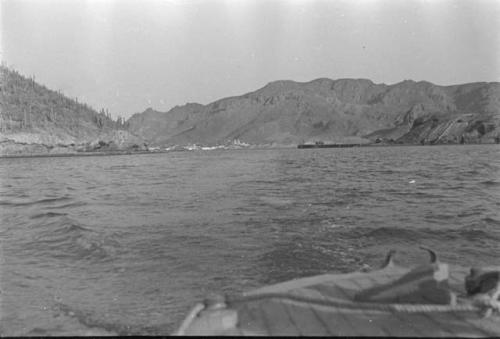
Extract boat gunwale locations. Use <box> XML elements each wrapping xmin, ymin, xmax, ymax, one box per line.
<box><xmin>174</xmin><ymin>264</ymin><xmax>500</xmax><ymax>336</ymax></box>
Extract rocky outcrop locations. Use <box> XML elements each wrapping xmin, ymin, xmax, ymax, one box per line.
<box><xmin>128</xmin><ymin>79</ymin><xmax>500</xmax><ymax>147</ymax></box>
<box><xmin>0</xmin><ymin>66</ymin><xmax>146</xmax><ymax>155</ymax></box>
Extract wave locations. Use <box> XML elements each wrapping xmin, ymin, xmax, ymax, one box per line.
<box><xmin>355</xmin><ymin>225</ymin><xmax>499</xmax><ymax>244</ymax></box>
<box><xmin>30</xmin><ymin>212</ymin><xmax>68</xmax><ymax>219</ymax></box>
<box><xmin>45</xmin><ymin>201</ymin><xmax>88</xmax><ymax>209</ymax></box>
<box><xmin>362</xmin><ymin>227</ymin><xmax>423</xmax><ymax>240</ymax></box>
<box><xmin>50</xmin><ymin>303</ymin><xmax>121</xmax><ymax>335</ymax></box>
<box><xmin>0</xmin><ymin>196</ymin><xmax>71</xmax><ymax>207</ymax></box>
<box><xmin>25</xmin><ymin>217</ymin><xmax>120</xmax><ymax>262</ymax></box>
<box><xmin>479</xmin><ymin>180</ymin><xmax>500</xmax><ymax>187</ymax></box>
<box><xmin>391</xmin><ymin>191</ymin><xmax>446</xmax><ymax>199</ymax></box>
<box><xmin>258</xmin><ymin>196</ymin><xmax>295</xmax><ymax>207</ymax></box>
<box><xmin>483</xmin><ymin>217</ymin><xmax>500</xmax><ymax>226</ymax></box>
<box><xmin>50</xmin><ymin>302</ymin><xmax>161</xmax><ymax>336</ymax></box>
<box><xmin>107</xmin><ymin>165</ymin><xmax>135</xmax><ymax>170</ymax></box>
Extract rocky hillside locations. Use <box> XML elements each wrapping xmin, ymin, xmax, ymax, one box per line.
<box><xmin>127</xmin><ymin>78</ymin><xmax>500</xmax><ymax>147</ymax></box>
<box><xmin>0</xmin><ymin>66</ymin><xmax>146</xmax><ymax>155</ymax></box>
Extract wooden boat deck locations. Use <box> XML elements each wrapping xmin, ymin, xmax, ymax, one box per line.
<box><xmin>174</xmin><ymin>264</ymin><xmax>500</xmax><ymax>336</ymax></box>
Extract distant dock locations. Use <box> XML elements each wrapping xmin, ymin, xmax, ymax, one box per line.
<box><xmin>297</xmin><ymin>143</ymin><xmax>363</xmax><ymax>149</ymax></box>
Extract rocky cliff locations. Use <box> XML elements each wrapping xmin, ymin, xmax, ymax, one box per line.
<box><xmin>127</xmin><ymin>78</ymin><xmax>500</xmax><ymax>147</ymax></box>
<box><xmin>0</xmin><ymin>66</ymin><xmax>146</xmax><ymax>155</ymax></box>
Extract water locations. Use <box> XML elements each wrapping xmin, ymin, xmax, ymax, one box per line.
<box><xmin>1</xmin><ymin>145</ymin><xmax>499</xmax><ymax>335</ymax></box>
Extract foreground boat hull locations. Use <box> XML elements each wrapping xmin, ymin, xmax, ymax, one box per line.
<box><xmin>174</xmin><ymin>264</ymin><xmax>500</xmax><ymax>336</ymax></box>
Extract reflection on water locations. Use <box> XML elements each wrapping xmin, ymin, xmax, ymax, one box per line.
<box><xmin>0</xmin><ymin>145</ymin><xmax>499</xmax><ymax>335</ymax></box>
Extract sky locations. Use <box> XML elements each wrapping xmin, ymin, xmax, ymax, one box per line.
<box><xmin>1</xmin><ymin>0</ymin><xmax>499</xmax><ymax>119</ymax></box>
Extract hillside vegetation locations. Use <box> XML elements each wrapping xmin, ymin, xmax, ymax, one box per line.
<box><xmin>0</xmin><ymin>66</ymin><xmax>145</xmax><ymax>155</ymax></box>
<box><xmin>127</xmin><ymin>78</ymin><xmax>500</xmax><ymax>147</ymax></box>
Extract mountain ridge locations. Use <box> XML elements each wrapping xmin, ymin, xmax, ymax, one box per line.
<box><xmin>127</xmin><ymin>78</ymin><xmax>500</xmax><ymax>147</ymax></box>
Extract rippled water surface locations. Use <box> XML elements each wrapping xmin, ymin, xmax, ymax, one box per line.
<box><xmin>1</xmin><ymin>145</ymin><xmax>499</xmax><ymax>335</ymax></box>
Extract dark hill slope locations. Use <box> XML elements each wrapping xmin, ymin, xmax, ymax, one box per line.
<box><xmin>0</xmin><ymin>66</ymin><xmax>145</xmax><ymax>154</ymax></box>
<box><xmin>127</xmin><ymin>78</ymin><xmax>500</xmax><ymax>146</ymax></box>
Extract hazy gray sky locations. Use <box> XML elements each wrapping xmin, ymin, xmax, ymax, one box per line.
<box><xmin>2</xmin><ymin>0</ymin><xmax>499</xmax><ymax>118</ymax></box>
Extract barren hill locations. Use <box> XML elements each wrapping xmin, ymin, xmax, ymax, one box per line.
<box><xmin>0</xmin><ymin>66</ymin><xmax>146</xmax><ymax>155</ymax></box>
<box><xmin>127</xmin><ymin>78</ymin><xmax>500</xmax><ymax>147</ymax></box>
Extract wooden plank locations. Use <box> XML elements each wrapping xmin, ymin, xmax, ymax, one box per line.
<box><xmin>238</xmin><ymin>328</ymin><xmax>267</xmax><ymax>336</ymax></box>
<box><xmin>303</xmin><ymin>303</ymin><xmax>336</xmax><ymax>336</ymax></box>
<box><xmin>449</xmin><ymin>310</ymin><xmax>500</xmax><ymax>337</ymax></box>
<box><xmin>352</xmin><ymin>311</ymin><xmax>426</xmax><ymax>337</ymax></box>
<box><xmin>292</xmin><ymin>285</ymin><xmax>390</xmax><ymax>336</ymax></box>
<box><xmin>418</xmin><ymin>311</ymin><xmax>478</xmax><ymax>337</ymax></box>
<box><xmin>245</xmin><ymin>266</ymin><xmax>409</xmax><ymax>296</ymax></box>
<box><xmin>312</xmin><ymin>307</ymin><xmax>368</xmax><ymax>336</ymax></box>
<box><xmin>319</xmin><ymin>279</ymin><xmax>361</xmax><ymax>295</ymax></box>
<box><xmin>364</xmin><ymin>266</ymin><xmax>410</xmax><ymax>282</ymax></box>
<box><xmin>368</xmin><ymin>271</ymin><xmax>399</xmax><ymax>287</ymax></box>
<box><xmin>349</xmin><ymin>276</ymin><xmax>377</xmax><ymax>290</ymax></box>
<box><xmin>349</xmin><ymin>278</ymin><xmax>428</xmax><ymax>337</ymax></box>
<box><xmin>328</xmin><ymin>269</ymin><xmax>407</xmax><ymax>295</ymax></box>
<box><xmin>245</xmin><ymin>274</ymin><xmax>351</xmax><ymax>296</ymax></box>
<box><xmin>236</xmin><ymin>302</ymin><xmax>270</xmax><ymax>335</ymax></box>
<box><xmin>290</xmin><ymin>288</ymin><xmax>364</xmax><ymax>336</ymax></box>
<box><xmin>466</xmin><ymin>315</ymin><xmax>500</xmax><ymax>336</ymax></box>
<box><xmin>318</xmin><ymin>307</ymin><xmax>393</xmax><ymax>336</ymax></box>
<box><xmin>305</xmin><ymin>283</ymin><xmax>356</xmax><ymax>300</ymax></box>
<box><xmin>219</xmin><ymin>327</ymin><xmax>246</xmax><ymax>336</ymax></box>
<box><xmin>403</xmin><ymin>312</ymin><xmax>456</xmax><ymax>337</ymax></box>
<box><xmin>281</xmin><ymin>300</ymin><xmax>331</xmax><ymax>336</ymax></box>
<box><xmin>259</xmin><ymin>299</ymin><xmax>301</xmax><ymax>336</ymax></box>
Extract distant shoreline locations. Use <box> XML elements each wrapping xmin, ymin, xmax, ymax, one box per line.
<box><xmin>0</xmin><ymin>150</ymin><xmax>157</xmax><ymax>159</ymax></box>
<box><xmin>1</xmin><ymin>142</ymin><xmax>498</xmax><ymax>159</ymax></box>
